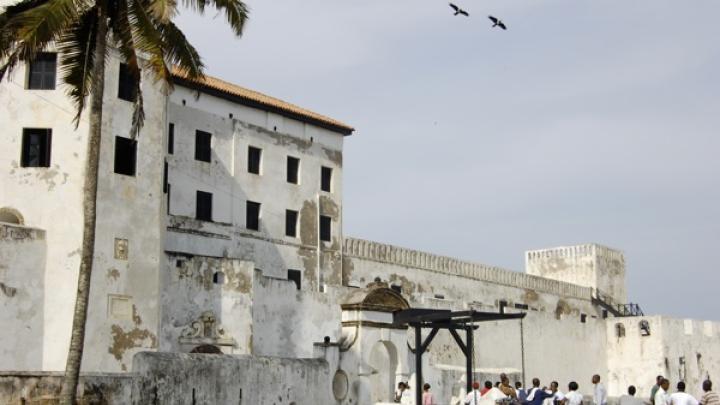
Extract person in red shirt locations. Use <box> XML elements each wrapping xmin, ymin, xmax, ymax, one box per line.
<box><xmin>482</xmin><ymin>381</ymin><xmax>493</xmax><ymax>396</ymax></box>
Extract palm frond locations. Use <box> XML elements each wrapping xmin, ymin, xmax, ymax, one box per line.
<box><xmin>56</xmin><ymin>7</ymin><xmax>98</xmax><ymax>126</ymax></box>
<box><xmin>207</xmin><ymin>0</ymin><xmax>247</xmax><ymax>36</ymax></box>
<box><xmin>147</xmin><ymin>0</ymin><xmax>177</xmax><ymax>22</ymax></box>
<box><xmin>10</xmin><ymin>0</ymin><xmax>88</xmax><ymax>55</ymax></box>
<box><xmin>158</xmin><ymin>20</ymin><xmax>203</xmax><ymax>80</ymax></box>
<box><xmin>128</xmin><ymin>0</ymin><xmax>167</xmax><ymax>78</ymax></box>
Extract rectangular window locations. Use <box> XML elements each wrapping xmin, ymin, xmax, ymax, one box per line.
<box><xmin>246</xmin><ymin>200</ymin><xmax>261</xmax><ymax>231</ymax></box>
<box><xmin>195</xmin><ymin>130</ymin><xmax>211</xmax><ymax>162</ymax></box>
<box><xmin>248</xmin><ymin>146</ymin><xmax>262</xmax><ymax>174</ymax></box>
<box><xmin>321</xmin><ymin>166</ymin><xmax>332</xmax><ymax>192</ymax></box>
<box><xmin>163</xmin><ymin>160</ymin><xmax>168</xmax><ymax>193</ymax></box>
<box><xmin>114</xmin><ymin>136</ymin><xmax>137</xmax><ymax>176</ymax></box>
<box><xmin>166</xmin><ymin>184</ymin><xmax>171</xmax><ymax>215</ymax></box>
<box><xmin>285</xmin><ymin>209</ymin><xmax>298</xmax><ymax>237</ymax></box>
<box><xmin>168</xmin><ymin>123</ymin><xmax>174</xmax><ymax>154</ymax></box>
<box><xmin>288</xmin><ymin>269</ymin><xmax>301</xmax><ymax>290</ymax></box>
<box><xmin>117</xmin><ymin>63</ymin><xmax>137</xmax><ymax>102</ymax></box>
<box><xmin>27</xmin><ymin>52</ymin><xmax>56</xmax><ymax>90</ymax></box>
<box><xmin>196</xmin><ymin>191</ymin><xmax>213</xmax><ymax>221</ymax></box>
<box><xmin>287</xmin><ymin>156</ymin><xmax>300</xmax><ymax>184</ymax></box>
<box><xmin>21</xmin><ymin>128</ymin><xmax>52</xmax><ymax>167</ymax></box>
<box><xmin>319</xmin><ymin>215</ymin><xmax>331</xmax><ymax>242</ymax></box>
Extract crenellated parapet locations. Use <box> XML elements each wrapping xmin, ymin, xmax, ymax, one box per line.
<box><xmin>343</xmin><ymin>237</ymin><xmax>594</xmax><ymax>300</ymax></box>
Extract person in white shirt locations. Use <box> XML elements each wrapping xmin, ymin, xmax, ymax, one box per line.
<box><xmin>465</xmin><ymin>381</ymin><xmax>483</xmax><ymax>405</ymax></box>
<box><xmin>592</xmin><ymin>375</ymin><xmax>607</xmax><ymax>405</ymax></box>
<box><xmin>483</xmin><ymin>386</ymin><xmax>508</xmax><ymax>401</ymax></box>
<box><xmin>655</xmin><ymin>379</ymin><xmax>671</xmax><ymax>405</ymax></box>
<box><xmin>670</xmin><ymin>382</ymin><xmax>699</xmax><ymax>405</ymax></box>
<box><xmin>544</xmin><ymin>381</ymin><xmax>565</xmax><ymax>405</ymax></box>
<box><xmin>565</xmin><ymin>382</ymin><xmax>584</xmax><ymax>405</ymax></box>
<box><xmin>620</xmin><ymin>385</ymin><xmax>645</xmax><ymax>405</ymax></box>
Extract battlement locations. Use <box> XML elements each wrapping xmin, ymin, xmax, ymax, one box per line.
<box><xmin>343</xmin><ymin>237</ymin><xmax>594</xmax><ymax>300</ymax></box>
<box><xmin>526</xmin><ymin>244</ymin><xmax>624</xmax><ymax>263</ymax></box>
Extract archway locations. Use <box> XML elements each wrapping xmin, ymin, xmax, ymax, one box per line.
<box><xmin>368</xmin><ymin>340</ymin><xmax>398</xmax><ymax>404</ymax></box>
<box><xmin>0</xmin><ymin>207</ymin><xmax>23</xmax><ymax>225</ymax></box>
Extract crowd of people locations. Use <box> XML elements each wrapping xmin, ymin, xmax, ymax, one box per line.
<box><xmin>392</xmin><ymin>373</ymin><xmax>719</xmax><ymax>405</ymax></box>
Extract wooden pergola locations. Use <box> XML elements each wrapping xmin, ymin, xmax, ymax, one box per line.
<box><xmin>393</xmin><ymin>308</ymin><xmax>526</xmax><ymax>405</ymax></box>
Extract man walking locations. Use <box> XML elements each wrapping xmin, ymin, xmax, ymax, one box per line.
<box><xmin>655</xmin><ymin>378</ymin><xmax>671</xmax><ymax>405</ymax></box>
<box><xmin>527</xmin><ymin>378</ymin><xmax>555</xmax><ymax>405</ymax></box>
<box><xmin>565</xmin><ymin>382</ymin><xmax>583</xmax><ymax>405</ymax></box>
<box><xmin>620</xmin><ymin>385</ymin><xmax>644</xmax><ymax>405</ymax></box>
<box><xmin>652</xmin><ymin>376</ymin><xmax>664</xmax><ymax>405</ymax></box>
<box><xmin>700</xmin><ymin>380</ymin><xmax>719</xmax><ymax>405</ymax></box>
<box><xmin>670</xmin><ymin>382</ymin><xmax>698</xmax><ymax>405</ymax></box>
<box><xmin>592</xmin><ymin>375</ymin><xmax>607</xmax><ymax>405</ymax></box>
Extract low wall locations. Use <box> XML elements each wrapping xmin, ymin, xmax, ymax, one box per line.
<box><xmin>0</xmin><ymin>371</ymin><xmax>133</xmax><ymax>404</ymax></box>
<box><xmin>132</xmin><ymin>352</ymin><xmax>333</xmax><ymax>404</ymax></box>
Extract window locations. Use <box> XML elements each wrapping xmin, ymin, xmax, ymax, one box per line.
<box><xmin>319</xmin><ymin>215</ymin><xmax>331</xmax><ymax>242</ymax></box>
<box><xmin>248</xmin><ymin>146</ymin><xmax>262</xmax><ymax>174</ymax></box>
<box><xmin>166</xmin><ymin>184</ymin><xmax>171</xmax><ymax>214</ymax></box>
<box><xmin>196</xmin><ymin>191</ymin><xmax>213</xmax><ymax>221</ymax></box>
<box><xmin>615</xmin><ymin>323</ymin><xmax>626</xmax><ymax>338</ymax></box>
<box><xmin>20</xmin><ymin>128</ymin><xmax>52</xmax><ymax>167</ymax></box>
<box><xmin>288</xmin><ymin>269</ymin><xmax>301</xmax><ymax>290</ymax></box>
<box><xmin>639</xmin><ymin>320</ymin><xmax>651</xmax><ymax>336</ymax></box>
<box><xmin>321</xmin><ymin>166</ymin><xmax>332</xmax><ymax>192</ymax></box>
<box><xmin>195</xmin><ymin>130</ymin><xmax>211</xmax><ymax>162</ymax></box>
<box><xmin>168</xmin><ymin>123</ymin><xmax>174</xmax><ymax>154</ymax></box>
<box><xmin>27</xmin><ymin>52</ymin><xmax>56</xmax><ymax>90</ymax></box>
<box><xmin>114</xmin><ymin>136</ymin><xmax>137</xmax><ymax>176</ymax></box>
<box><xmin>117</xmin><ymin>63</ymin><xmax>137</xmax><ymax>102</ymax></box>
<box><xmin>246</xmin><ymin>201</ymin><xmax>261</xmax><ymax>231</ymax></box>
<box><xmin>163</xmin><ymin>160</ymin><xmax>168</xmax><ymax>193</ymax></box>
<box><xmin>285</xmin><ymin>209</ymin><xmax>298</xmax><ymax>237</ymax></box>
<box><xmin>287</xmin><ymin>156</ymin><xmax>300</xmax><ymax>184</ymax></box>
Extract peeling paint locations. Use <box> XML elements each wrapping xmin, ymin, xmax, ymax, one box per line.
<box><xmin>107</xmin><ymin>268</ymin><xmax>121</xmax><ymax>281</ymax></box>
<box><xmin>0</xmin><ymin>282</ymin><xmax>17</xmax><ymax>297</ymax></box>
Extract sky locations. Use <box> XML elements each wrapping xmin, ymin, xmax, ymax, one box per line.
<box><xmin>175</xmin><ymin>0</ymin><xmax>720</xmax><ymax>321</ymax></box>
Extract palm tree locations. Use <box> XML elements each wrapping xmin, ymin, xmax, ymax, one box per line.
<box><xmin>0</xmin><ymin>0</ymin><xmax>248</xmax><ymax>402</ymax></box>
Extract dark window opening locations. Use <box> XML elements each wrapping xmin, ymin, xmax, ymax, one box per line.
<box><xmin>580</xmin><ymin>314</ymin><xmax>587</xmax><ymax>323</ymax></box>
<box><xmin>163</xmin><ymin>160</ymin><xmax>168</xmax><ymax>193</ymax></box>
<box><xmin>117</xmin><ymin>63</ymin><xmax>137</xmax><ymax>102</ymax></box>
<box><xmin>21</xmin><ymin>128</ymin><xmax>52</xmax><ymax>167</ymax></box>
<box><xmin>212</xmin><ymin>272</ymin><xmax>225</xmax><ymax>284</ymax></box>
<box><xmin>190</xmin><ymin>344</ymin><xmax>221</xmax><ymax>354</ymax></box>
<box><xmin>639</xmin><ymin>320</ymin><xmax>651</xmax><ymax>336</ymax></box>
<box><xmin>27</xmin><ymin>52</ymin><xmax>57</xmax><ymax>90</ymax></box>
<box><xmin>390</xmin><ymin>284</ymin><xmax>402</xmax><ymax>294</ymax></box>
<box><xmin>196</xmin><ymin>191</ymin><xmax>213</xmax><ymax>221</ymax></box>
<box><xmin>616</xmin><ymin>323</ymin><xmax>626</xmax><ymax>338</ymax></box>
<box><xmin>114</xmin><ymin>136</ymin><xmax>137</xmax><ymax>176</ymax></box>
<box><xmin>287</xmin><ymin>156</ymin><xmax>300</xmax><ymax>184</ymax></box>
<box><xmin>168</xmin><ymin>123</ymin><xmax>174</xmax><ymax>154</ymax></box>
<box><xmin>286</xmin><ymin>209</ymin><xmax>298</xmax><ymax>237</ymax></box>
<box><xmin>246</xmin><ymin>201</ymin><xmax>260</xmax><ymax>231</ymax></box>
<box><xmin>195</xmin><ymin>130</ymin><xmax>211</xmax><ymax>162</ymax></box>
<box><xmin>321</xmin><ymin>166</ymin><xmax>332</xmax><ymax>192</ymax></box>
<box><xmin>248</xmin><ymin>146</ymin><xmax>262</xmax><ymax>174</ymax></box>
<box><xmin>288</xmin><ymin>269</ymin><xmax>301</xmax><ymax>290</ymax></box>
<box><xmin>319</xmin><ymin>215</ymin><xmax>331</xmax><ymax>242</ymax></box>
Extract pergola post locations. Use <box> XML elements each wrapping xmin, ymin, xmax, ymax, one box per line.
<box><xmin>415</xmin><ymin>325</ymin><xmax>423</xmax><ymax>405</ymax></box>
<box><xmin>466</xmin><ymin>326</ymin><xmax>473</xmax><ymax>393</ymax></box>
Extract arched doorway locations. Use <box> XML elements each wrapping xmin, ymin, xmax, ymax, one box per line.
<box><xmin>0</xmin><ymin>207</ymin><xmax>23</xmax><ymax>225</ymax></box>
<box><xmin>368</xmin><ymin>340</ymin><xmax>398</xmax><ymax>404</ymax></box>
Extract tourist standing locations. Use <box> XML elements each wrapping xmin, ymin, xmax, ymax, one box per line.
<box><xmin>620</xmin><ymin>385</ymin><xmax>644</xmax><ymax>405</ymax></box>
<box><xmin>527</xmin><ymin>378</ymin><xmax>555</xmax><ymax>405</ymax></box>
<box><xmin>501</xmin><ymin>374</ymin><xmax>519</xmax><ymax>399</ymax></box>
<box><xmin>465</xmin><ymin>381</ymin><xmax>483</xmax><ymax>405</ymax></box>
<box><xmin>592</xmin><ymin>375</ymin><xmax>607</xmax><ymax>405</ymax></box>
<box><xmin>516</xmin><ymin>381</ymin><xmax>528</xmax><ymax>403</ymax></box>
<box><xmin>669</xmin><ymin>382</ymin><xmax>698</xmax><ymax>405</ymax></box>
<box><xmin>395</xmin><ymin>382</ymin><xmax>407</xmax><ymax>403</ymax></box>
<box><xmin>422</xmin><ymin>383</ymin><xmax>436</xmax><ymax>405</ymax></box>
<box><xmin>652</xmin><ymin>376</ymin><xmax>665</xmax><ymax>405</ymax></box>
<box><xmin>700</xmin><ymin>380</ymin><xmax>720</xmax><ymax>405</ymax></box>
<box><xmin>549</xmin><ymin>381</ymin><xmax>565</xmax><ymax>405</ymax></box>
<box><xmin>655</xmin><ymin>378</ymin><xmax>671</xmax><ymax>405</ymax></box>
<box><xmin>565</xmin><ymin>382</ymin><xmax>584</xmax><ymax>405</ymax></box>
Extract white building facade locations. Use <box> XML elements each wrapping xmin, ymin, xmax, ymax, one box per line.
<box><xmin>1</xmin><ymin>52</ymin><xmax>718</xmax><ymax>404</ymax></box>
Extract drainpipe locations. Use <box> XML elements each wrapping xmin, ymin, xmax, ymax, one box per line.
<box><xmin>316</xmin><ymin>192</ymin><xmax>321</xmax><ymax>292</ymax></box>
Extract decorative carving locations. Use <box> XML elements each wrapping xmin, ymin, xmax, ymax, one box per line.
<box><xmin>341</xmin><ymin>281</ymin><xmax>410</xmax><ymax>313</ymax></box>
<box><xmin>114</xmin><ymin>238</ymin><xmax>128</xmax><ymax>260</ymax></box>
<box><xmin>179</xmin><ymin>311</ymin><xmax>237</xmax><ymax>348</ymax></box>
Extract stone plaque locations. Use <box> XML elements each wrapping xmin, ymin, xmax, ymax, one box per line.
<box><xmin>108</xmin><ymin>295</ymin><xmax>132</xmax><ymax>320</ymax></box>
<box><xmin>114</xmin><ymin>238</ymin><xmax>128</xmax><ymax>260</ymax></box>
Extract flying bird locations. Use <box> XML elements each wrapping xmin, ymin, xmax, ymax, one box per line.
<box><xmin>488</xmin><ymin>15</ymin><xmax>507</xmax><ymax>30</ymax></box>
<box><xmin>449</xmin><ymin>3</ymin><xmax>469</xmax><ymax>17</ymax></box>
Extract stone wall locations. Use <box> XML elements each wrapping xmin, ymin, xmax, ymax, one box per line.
<box><xmin>0</xmin><ymin>371</ymin><xmax>133</xmax><ymax>404</ymax></box>
<box><xmin>0</xmin><ymin>223</ymin><xmax>46</xmax><ymax>371</ymax></box>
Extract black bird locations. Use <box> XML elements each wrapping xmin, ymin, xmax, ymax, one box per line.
<box><xmin>449</xmin><ymin>3</ymin><xmax>469</xmax><ymax>17</ymax></box>
<box><xmin>488</xmin><ymin>15</ymin><xmax>507</xmax><ymax>30</ymax></box>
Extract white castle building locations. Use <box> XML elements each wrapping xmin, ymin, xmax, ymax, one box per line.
<box><xmin>1</xmin><ymin>50</ymin><xmax>718</xmax><ymax>404</ymax></box>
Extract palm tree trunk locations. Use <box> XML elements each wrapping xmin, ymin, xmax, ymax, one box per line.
<box><xmin>59</xmin><ymin>4</ymin><xmax>108</xmax><ymax>404</ymax></box>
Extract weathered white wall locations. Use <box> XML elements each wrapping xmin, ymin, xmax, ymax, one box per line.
<box><xmin>0</xmin><ymin>51</ymin><xmax>166</xmax><ymax>371</ymax></box>
<box><xmin>0</xmin><ymin>224</ymin><xmax>46</xmax><ymax>370</ymax></box>
<box><xmin>607</xmin><ymin>316</ymin><xmax>720</xmax><ymax>399</ymax></box>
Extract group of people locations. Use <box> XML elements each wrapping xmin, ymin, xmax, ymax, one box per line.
<box><xmin>393</xmin><ymin>373</ymin><xmax>720</xmax><ymax>405</ymax></box>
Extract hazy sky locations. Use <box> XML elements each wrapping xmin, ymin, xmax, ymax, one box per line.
<box><xmin>175</xmin><ymin>0</ymin><xmax>720</xmax><ymax>320</ymax></box>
